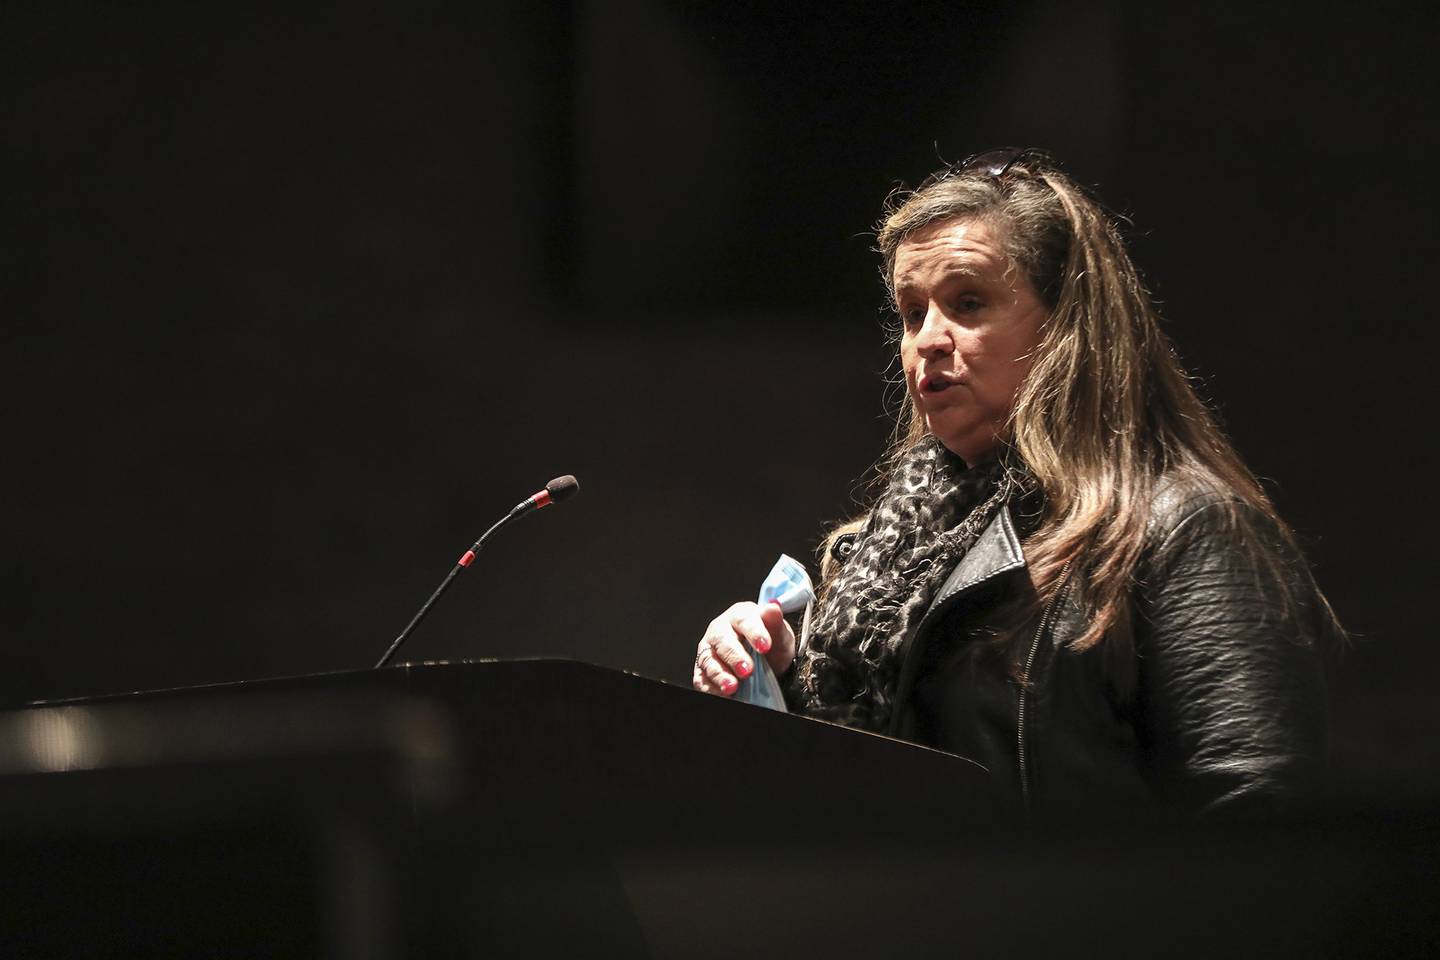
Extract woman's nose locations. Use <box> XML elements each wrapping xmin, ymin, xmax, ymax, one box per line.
<box><xmin>914</xmin><ymin>308</ymin><xmax>953</xmax><ymax>356</ymax></box>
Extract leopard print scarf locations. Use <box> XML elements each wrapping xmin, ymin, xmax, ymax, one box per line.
<box><xmin>789</xmin><ymin>437</ymin><xmax>1025</xmax><ymax>732</ymax></box>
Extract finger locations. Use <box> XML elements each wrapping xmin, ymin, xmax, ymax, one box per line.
<box><xmin>696</xmin><ymin>645</ymin><xmax>739</xmax><ymax>696</ymax></box>
<box><xmin>758</xmin><ymin>601</ymin><xmax>788</xmax><ymax>649</ymax></box>
<box><xmin>693</xmin><ymin>666</ymin><xmax>721</xmax><ymax>696</ymax></box>
<box><xmin>758</xmin><ymin>601</ymin><xmax>797</xmax><ymax>672</ymax></box>
<box><xmin>708</xmin><ymin>630</ymin><xmax>755</xmax><ymax>680</ymax></box>
<box><xmin>728</xmin><ymin>606</ymin><xmax>775</xmax><ymax>656</ymax></box>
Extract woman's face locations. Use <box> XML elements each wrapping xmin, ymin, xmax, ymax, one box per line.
<box><xmin>894</xmin><ymin>216</ymin><xmax>1049</xmax><ymax>465</ymax></box>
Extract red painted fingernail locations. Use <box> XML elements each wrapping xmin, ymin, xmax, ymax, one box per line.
<box><xmin>720</xmin><ymin>676</ymin><xmax>735</xmax><ymax>692</ymax></box>
<box><xmin>736</xmin><ymin>660</ymin><xmax>752</xmax><ymax>677</ymax></box>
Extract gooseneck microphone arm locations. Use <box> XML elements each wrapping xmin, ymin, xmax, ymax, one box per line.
<box><xmin>374</xmin><ymin>474</ymin><xmax>579</xmax><ymax>669</ymax></box>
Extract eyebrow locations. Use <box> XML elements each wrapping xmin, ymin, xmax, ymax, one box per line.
<box><xmin>892</xmin><ymin>264</ymin><xmax>987</xmax><ymax>296</ymax></box>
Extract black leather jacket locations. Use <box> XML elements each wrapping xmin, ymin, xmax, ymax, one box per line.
<box><xmin>878</xmin><ymin>478</ymin><xmax>1330</xmax><ymax>816</ymax></box>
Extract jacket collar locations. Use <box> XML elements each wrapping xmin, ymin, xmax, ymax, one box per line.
<box><xmin>920</xmin><ymin>505</ymin><xmax>1027</xmax><ymax>622</ymax></box>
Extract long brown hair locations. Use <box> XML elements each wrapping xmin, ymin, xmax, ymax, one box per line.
<box><xmin>825</xmin><ymin>153</ymin><xmax>1322</xmax><ymax>655</ymax></box>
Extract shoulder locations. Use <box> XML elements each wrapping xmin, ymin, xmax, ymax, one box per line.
<box><xmin>1146</xmin><ymin>472</ymin><xmax>1246</xmax><ymax>537</ymax></box>
<box><xmin>1141</xmin><ymin>471</ymin><xmax>1286</xmax><ymax>566</ymax></box>
<box><xmin>1134</xmin><ymin>469</ymin><xmax>1339</xmax><ymax>650</ymax></box>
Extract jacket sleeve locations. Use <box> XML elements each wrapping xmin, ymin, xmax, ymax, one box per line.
<box><xmin>1132</xmin><ymin>495</ymin><xmax>1330</xmax><ymax>813</ymax></box>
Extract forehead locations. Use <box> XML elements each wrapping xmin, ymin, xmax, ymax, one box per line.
<box><xmin>892</xmin><ymin>216</ymin><xmax>1009</xmax><ymax>288</ymax></box>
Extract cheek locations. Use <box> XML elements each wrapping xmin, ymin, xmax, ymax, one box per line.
<box><xmin>899</xmin><ymin>338</ymin><xmax>920</xmax><ymax>385</ymax></box>
<box><xmin>1002</xmin><ymin>322</ymin><xmax>1044</xmax><ymax>387</ymax></box>
<box><xmin>964</xmin><ymin>335</ymin><xmax>1030</xmax><ymax>402</ymax></box>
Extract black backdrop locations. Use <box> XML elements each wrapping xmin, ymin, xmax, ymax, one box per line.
<box><xmin>6</xmin><ymin>1</ymin><xmax>1438</xmax><ymax>796</ymax></box>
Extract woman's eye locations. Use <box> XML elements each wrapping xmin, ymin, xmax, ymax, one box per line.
<box><xmin>954</xmin><ymin>296</ymin><xmax>983</xmax><ymax>313</ymax></box>
<box><xmin>902</xmin><ymin>307</ymin><xmax>925</xmax><ymax>327</ymax></box>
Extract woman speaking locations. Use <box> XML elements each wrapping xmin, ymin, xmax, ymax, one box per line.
<box><xmin>693</xmin><ymin>150</ymin><xmax>1336</xmax><ymax>815</ymax></box>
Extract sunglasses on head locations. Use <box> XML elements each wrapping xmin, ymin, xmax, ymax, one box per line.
<box><xmin>949</xmin><ymin>147</ymin><xmax>1049</xmax><ymax>179</ymax></box>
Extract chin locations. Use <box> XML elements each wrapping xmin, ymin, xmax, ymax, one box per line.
<box><xmin>928</xmin><ymin>424</ymin><xmax>995</xmax><ymax>466</ymax></box>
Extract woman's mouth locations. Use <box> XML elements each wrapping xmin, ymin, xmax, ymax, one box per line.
<box><xmin>918</xmin><ymin>374</ymin><xmax>956</xmax><ymax>394</ymax></box>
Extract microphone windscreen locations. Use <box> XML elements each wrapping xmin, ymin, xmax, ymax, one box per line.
<box><xmin>545</xmin><ymin>475</ymin><xmax>580</xmax><ymax>502</ymax></box>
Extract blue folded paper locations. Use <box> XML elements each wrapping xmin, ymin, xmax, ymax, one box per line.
<box><xmin>733</xmin><ymin>554</ymin><xmax>814</xmax><ymax>712</ymax></box>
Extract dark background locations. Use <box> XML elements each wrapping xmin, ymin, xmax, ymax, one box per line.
<box><xmin>5</xmin><ymin>1</ymin><xmax>1437</xmax><ymax>794</ymax></box>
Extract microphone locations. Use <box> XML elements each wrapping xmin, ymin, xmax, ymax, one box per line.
<box><xmin>374</xmin><ymin>475</ymin><xmax>580</xmax><ymax>669</ymax></box>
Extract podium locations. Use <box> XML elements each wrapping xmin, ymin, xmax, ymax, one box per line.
<box><xmin>0</xmin><ymin>660</ymin><xmax>1003</xmax><ymax>955</ymax></box>
<box><xmin>0</xmin><ymin>660</ymin><xmax>1434</xmax><ymax>957</ymax></box>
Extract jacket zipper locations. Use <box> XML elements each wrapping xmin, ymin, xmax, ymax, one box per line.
<box><xmin>1017</xmin><ymin>560</ymin><xmax>1074</xmax><ymax>812</ymax></box>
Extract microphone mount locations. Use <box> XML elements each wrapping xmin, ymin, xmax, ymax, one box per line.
<box><xmin>374</xmin><ymin>475</ymin><xmax>580</xmax><ymax>669</ymax></box>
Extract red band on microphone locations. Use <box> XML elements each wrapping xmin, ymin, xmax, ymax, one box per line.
<box><xmin>458</xmin><ymin>550</ymin><xmax>476</xmax><ymax>567</ymax></box>
<box><xmin>532</xmin><ymin>490</ymin><xmax>553</xmax><ymax>509</ymax></box>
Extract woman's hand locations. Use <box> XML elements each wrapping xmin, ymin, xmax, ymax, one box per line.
<box><xmin>692</xmin><ymin>601</ymin><xmax>797</xmax><ymax>697</ymax></box>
